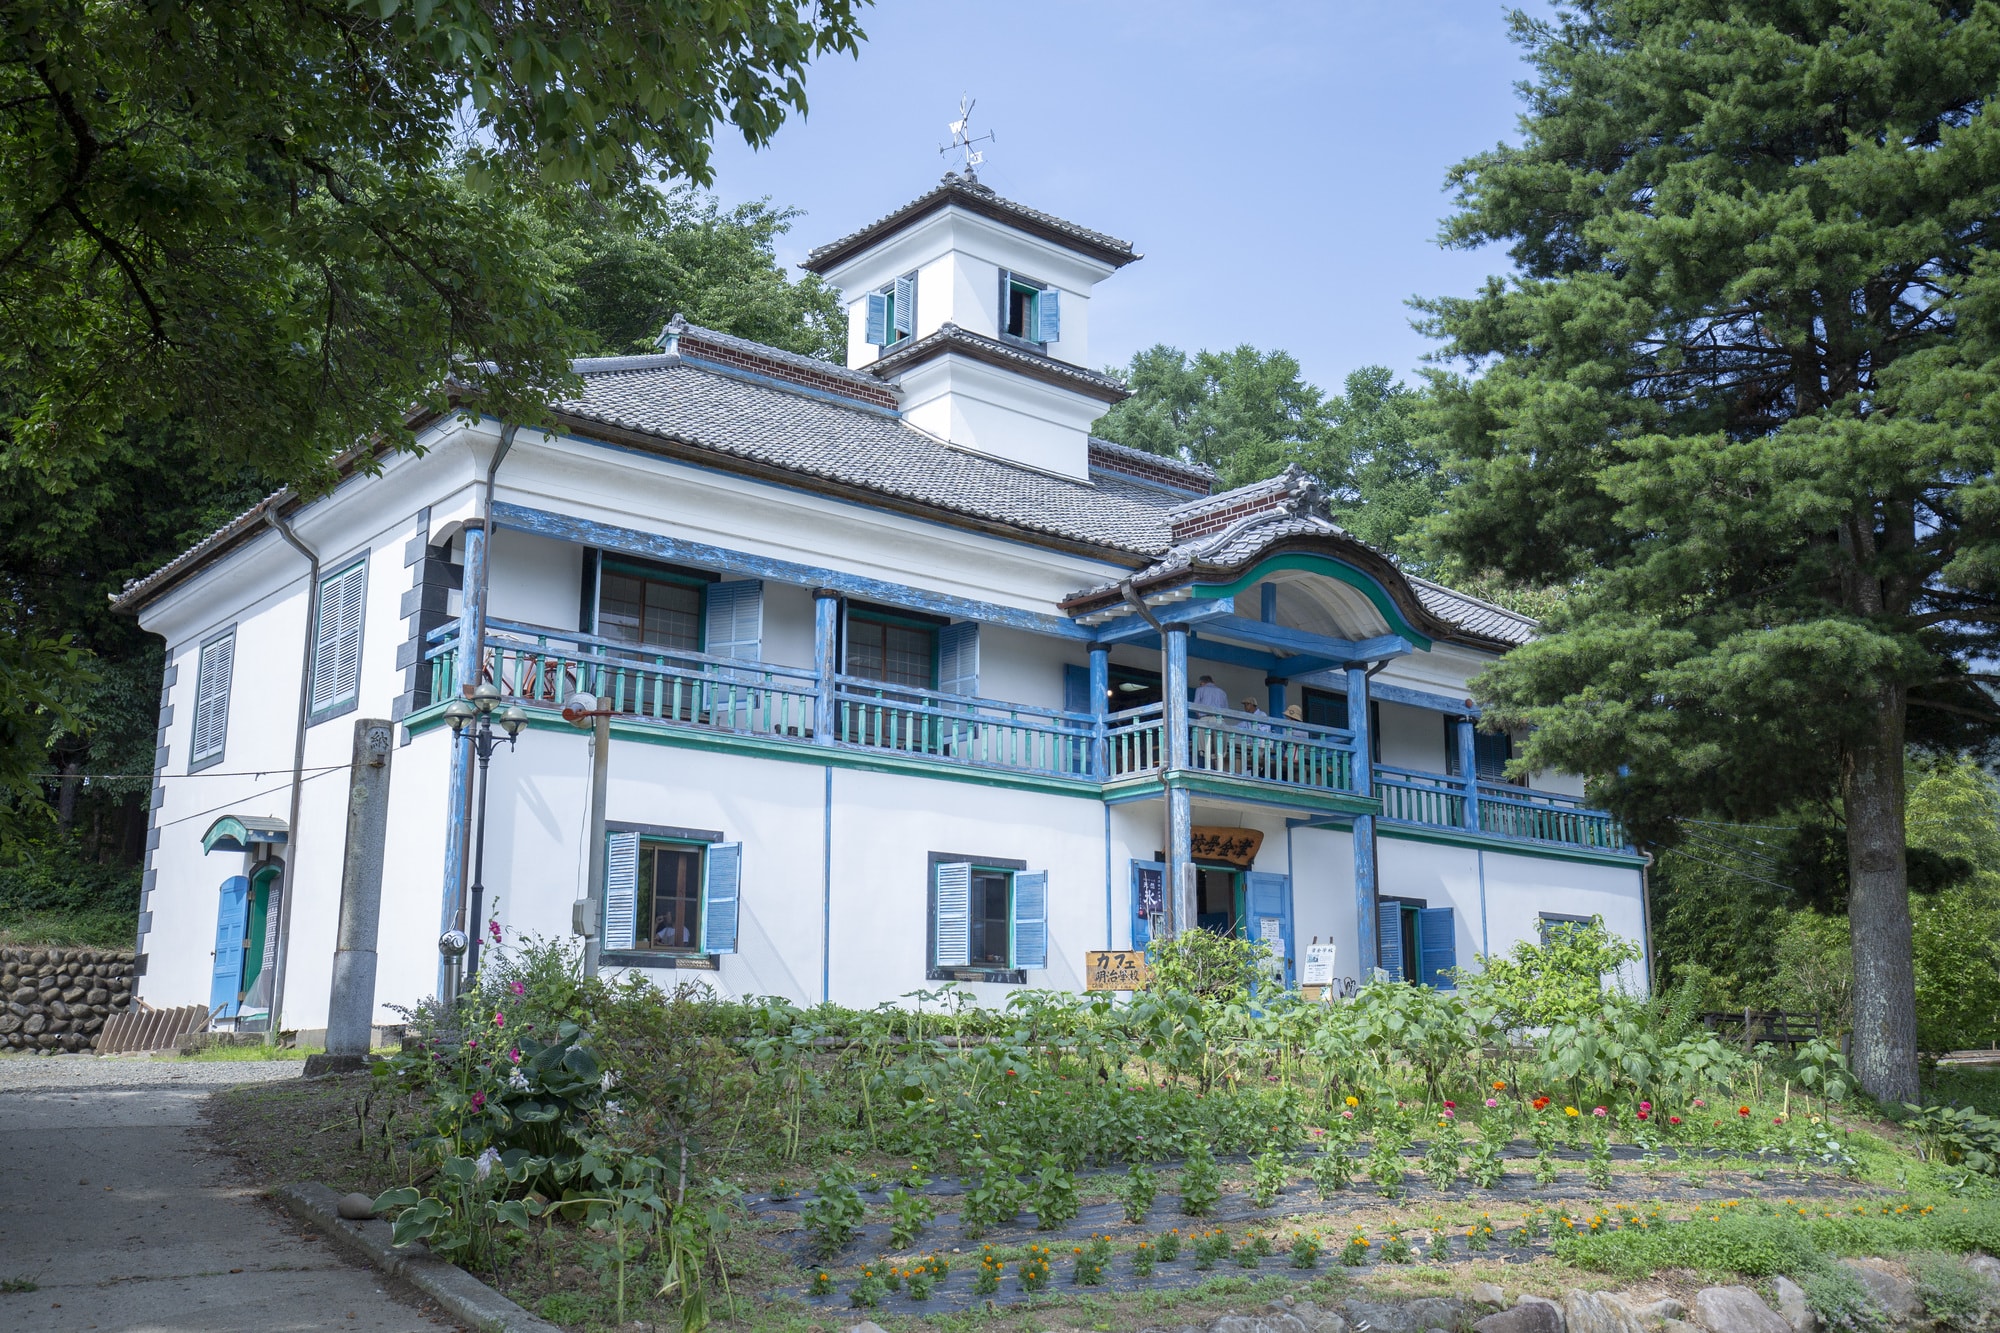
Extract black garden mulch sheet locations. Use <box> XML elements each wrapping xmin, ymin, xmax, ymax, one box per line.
<box><xmin>748</xmin><ymin>1166</ymin><xmax>1870</xmax><ymax>1282</ymax></box>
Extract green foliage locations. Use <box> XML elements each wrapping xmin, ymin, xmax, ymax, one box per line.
<box><xmin>1379</xmin><ymin>1224</ymin><xmax>1412</xmax><ymax>1264</ymax></box>
<box><xmin>1898</xmin><ymin>1103</ymin><xmax>2000</xmax><ymax>1180</ymax></box>
<box><xmin>1119</xmin><ymin>1161</ymin><xmax>1158</xmax><ymax>1224</ymax></box>
<box><xmin>883</xmin><ymin>1187</ymin><xmax>931</xmax><ymax>1250</ymax></box>
<box><xmin>1027</xmin><ymin>1153</ymin><xmax>1079</xmax><ymax>1231</ymax></box>
<box><xmin>1311</xmin><ymin>1141</ymin><xmax>1355</xmax><ymax>1197</ymax></box>
<box><xmin>1145</xmin><ymin>928</ymin><xmax>1270</xmax><ymax>1007</ymax></box>
<box><xmin>1193</xmin><ymin>1227</ymin><xmax>1231</xmax><ymax>1269</ymax></box>
<box><xmin>1800</xmin><ymin>1266</ymin><xmax>1885</xmax><ymax>1333</ymax></box>
<box><xmin>1177</xmin><ymin>1139</ymin><xmax>1223</xmax><ymax>1217</ymax></box>
<box><xmin>1467</xmin><ymin>1131</ymin><xmax>1506</xmax><ymax>1189</ymax></box>
<box><xmin>1290</xmin><ymin>1232</ymin><xmax>1321</xmax><ymax>1268</ymax></box>
<box><xmin>971</xmin><ymin>1247</ymin><xmax>1001</xmax><ymax>1296</ymax></box>
<box><xmin>1070</xmin><ymin>1234</ymin><xmax>1110</xmax><ymax>1285</ymax></box>
<box><xmin>1250</xmin><ymin>1148</ymin><xmax>1288</xmax><ymax>1208</ymax></box>
<box><xmin>1421</xmin><ymin>1116</ymin><xmax>1461</xmax><ymax>1189</ymax></box>
<box><xmin>1463</xmin><ymin>917</ymin><xmax>1643</xmax><ymax>1029</ymax></box>
<box><xmin>1339</xmin><ymin>1230</ymin><xmax>1370</xmax><ymax>1265</ymax></box>
<box><xmin>1155</xmin><ymin>1228</ymin><xmax>1181</xmax><ymax>1261</ymax></box>
<box><xmin>1132</xmin><ymin>1238</ymin><xmax>1157</xmax><ymax>1277</ymax></box>
<box><xmin>1367</xmin><ymin>1138</ymin><xmax>1407</xmax><ymax>1199</ymax></box>
<box><xmin>1</xmin><ymin>0</ymin><xmax>866</xmax><ymax>481</ymax></box>
<box><xmin>1912</xmin><ymin>1252</ymin><xmax>2000</xmax><ymax>1332</ymax></box>
<box><xmin>800</xmin><ymin>1166</ymin><xmax>865</xmax><ymax>1260</ymax></box>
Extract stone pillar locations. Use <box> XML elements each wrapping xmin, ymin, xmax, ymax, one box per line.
<box><xmin>322</xmin><ymin>719</ymin><xmax>393</xmax><ymax>1069</ymax></box>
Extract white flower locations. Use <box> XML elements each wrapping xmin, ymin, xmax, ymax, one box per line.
<box><xmin>600</xmin><ymin>1070</ymin><xmax>620</xmax><ymax>1093</ymax></box>
<box><xmin>474</xmin><ymin>1147</ymin><xmax>501</xmax><ymax>1181</ymax></box>
<box><xmin>604</xmin><ymin>1100</ymin><xmax>623</xmax><ymax>1116</ymax></box>
<box><xmin>507</xmin><ymin>1067</ymin><xmax>531</xmax><ymax>1092</ymax></box>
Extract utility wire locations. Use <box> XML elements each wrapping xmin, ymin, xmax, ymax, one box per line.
<box><xmin>150</xmin><ymin>768</ymin><xmax>346</xmax><ymax>833</ymax></box>
<box><xmin>1658</xmin><ymin>843</ymin><xmax>1799</xmax><ymax>894</ymax></box>
<box><xmin>33</xmin><ymin>766</ymin><xmax>348</xmax><ymax>781</ymax></box>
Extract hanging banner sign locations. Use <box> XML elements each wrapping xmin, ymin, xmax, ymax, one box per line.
<box><xmin>1084</xmin><ymin>950</ymin><xmax>1152</xmax><ymax>991</ymax></box>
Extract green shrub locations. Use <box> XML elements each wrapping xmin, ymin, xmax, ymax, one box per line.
<box><xmin>1557</xmin><ymin>1209</ymin><xmax>1824</xmax><ymax>1278</ymax></box>
<box><xmin>800</xmin><ymin>1166</ymin><xmax>865</xmax><ymax>1259</ymax></box>
<box><xmin>1178</xmin><ymin>1140</ymin><xmax>1222</xmax><ymax>1216</ymax></box>
<box><xmin>1799</xmin><ymin>1266</ymin><xmax>1883</xmax><ymax>1333</ymax></box>
<box><xmin>1250</xmin><ymin>1149</ymin><xmax>1287</xmax><ymax>1208</ymax></box>
<box><xmin>1913</xmin><ymin>1253</ymin><xmax>2000</xmax><ymax>1332</ymax></box>
<box><xmin>1028</xmin><ymin>1154</ymin><xmax>1078</xmax><ymax>1231</ymax></box>
<box><xmin>1120</xmin><ymin>1161</ymin><xmax>1157</xmax><ymax>1224</ymax></box>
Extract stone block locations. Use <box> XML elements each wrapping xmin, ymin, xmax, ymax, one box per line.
<box><xmin>86</xmin><ymin>988</ymin><xmax>108</xmax><ymax>1005</ymax></box>
<box><xmin>22</xmin><ymin>1013</ymin><xmax>46</xmax><ymax>1035</ymax></box>
<box><xmin>1344</xmin><ymin>1299</ymin><xmax>1468</xmax><ymax>1333</ymax></box>
<box><xmin>1769</xmin><ymin>1277</ymin><xmax>1813</xmax><ymax>1333</ymax></box>
<box><xmin>1967</xmin><ymin>1254</ymin><xmax>2000</xmax><ymax>1286</ymax></box>
<box><xmin>1837</xmin><ymin>1260</ymin><xmax>1918</xmax><ymax>1323</ymax></box>
<box><xmin>1475</xmin><ymin>1302</ymin><xmax>1564</xmax><ymax>1333</ymax></box>
<box><xmin>1471</xmin><ymin>1285</ymin><xmax>1509</xmax><ymax>1308</ymax></box>
<box><xmin>1692</xmin><ymin>1286</ymin><xmax>1790</xmax><ymax>1333</ymax></box>
<box><xmin>1564</xmin><ymin>1290</ymin><xmax>1645</xmax><ymax>1333</ymax></box>
<box><xmin>1631</xmin><ymin>1301</ymin><xmax>1688</xmax><ymax>1328</ymax></box>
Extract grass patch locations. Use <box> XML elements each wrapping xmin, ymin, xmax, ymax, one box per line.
<box><xmin>1925</xmin><ymin>1067</ymin><xmax>2000</xmax><ymax>1118</ymax></box>
<box><xmin>0</xmin><ymin>1276</ymin><xmax>39</xmax><ymax>1294</ymax></box>
<box><xmin>0</xmin><ymin>907</ymin><xmax>136</xmax><ymax>949</ymax></box>
<box><xmin>1554</xmin><ymin>1198</ymin><xmax>2000</xmax><ymax>1280</ymax></box>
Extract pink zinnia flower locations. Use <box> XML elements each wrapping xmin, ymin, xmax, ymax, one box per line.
<box><xmin>1341</xmin><ymin>1109</ymin><xmax>1354</xmax><ymax>1119</ymax></box>
<box><xmin>1485</xmin><ymin>1098</ymin><xmax>1499</xmax><ymax>1109</ymax></box>
<box><xmin>492</xmin><ymin>1011</ymin><xmax>505</xmax><ymax>1028</ymax></box>
<box><xmin>1638</xmin><ymin>1101</ymin><xmax>1651</xmax><ymax>1112</ymax></box>
<box><xmin>1592</xmin><ymin>1106</ymin><xmax>1607</xmax><ymax>1117</ymax></box>
<box><xmin>509</xmin><ymin>980</ymin><xmax>525</xmax><ymax>997</ymax></box>
<box><xmin>470</xmin><ymin>1092</ymin><xmax>485</xmax><ymax>1112</ymax></box>
<box><xmin>1442</xmin><ymin>1108</ymin><xmax>1455</xmax><ymax>1119</ymax></box>
<box><xmin>1692</xmin><ymin>1098</ymin><xmax>1706</xmax><ymax>1108</ymax></box>
<box><xmin>509</xmin><ymin>1048</ymin><xmax>521</xmax><ymax>1064</ymax></box>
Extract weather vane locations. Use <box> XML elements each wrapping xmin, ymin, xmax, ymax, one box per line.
<box><xmin>939</xmin><ymin>95</ymin><xmax>995</xmax><ymax>180</ymax></box>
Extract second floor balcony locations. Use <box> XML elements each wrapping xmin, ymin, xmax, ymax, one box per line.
<box><xmin>420</xmin><ymin>617</ymin><xmax>1630</xmax><ymax>856</ymax></box>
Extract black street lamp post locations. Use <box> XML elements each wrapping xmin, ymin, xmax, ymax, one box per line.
<box><xmin>445</xmin><ymin>681</ymin><xmax>526</xmax><ymax>982</ymax></box>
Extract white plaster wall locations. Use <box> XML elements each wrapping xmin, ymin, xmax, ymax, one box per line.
<box><xmin>488</xmin><ymin>529</ymin><xmax>583</xmax><ymax>632</ymax></box>
<box><xmin>1289</xmin><ymin>825</ymin><xmax>1361</xmax><ymax>988</ymax></box>
<box><xmin>374</xmin><ymin>725</ymin><xmax>455</xmax><ymax>1021</ymax></box>
<box><xmin>1377</xmin><ymin>701</ymin><xmax>1451</xmax><ymax>773</ymax></box>
<box><xmin>894</xmin><ymin>354</ymin><xmax>1104</xmax><ymax>479</ymax></box>
<box><xmin>1477</xmin><ymin>846</ymin><xmax>1649</xmax><ymax>993</ymax></box>
<box><xmin>979</xmin><ymin>625</ymin><xmax>1076</xmax><ymax>712</ymax></box>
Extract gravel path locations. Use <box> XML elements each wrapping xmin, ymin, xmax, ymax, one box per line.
<box><xmin>0</xmin><ymin>1053</ymin><xmax>459</xmax><ymax>1332</ymax></box>
<box><xmin>0</xmin><ymin>1052</ymin><xmax>305</xmax><ymax>1093</ymax></box>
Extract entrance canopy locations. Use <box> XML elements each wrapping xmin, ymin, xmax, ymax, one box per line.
<box><xmin>201</xmin><ymin>815</ymin><xmax>288</xmax><ymax>855</ymax></box>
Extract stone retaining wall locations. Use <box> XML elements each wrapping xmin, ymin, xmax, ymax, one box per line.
<box><xmin>0</xmin><ymin>947</ymin><xmax>137</xmax><ymax>1053</ymax></box>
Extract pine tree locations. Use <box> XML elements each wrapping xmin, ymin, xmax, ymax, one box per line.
<box><xmin>1421</xmin><ymin>0</ymin><xmax>2000</xmax><ymax>1102</ymax></box>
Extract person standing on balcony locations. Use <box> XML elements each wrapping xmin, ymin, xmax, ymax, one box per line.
<box><xmin>1194</xmin><ymin>675</ymin><xmax>1227</xmax><ymax>711</ymax></box>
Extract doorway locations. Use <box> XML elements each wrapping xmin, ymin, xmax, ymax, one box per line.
<box><xmin>1196</xmin><ymin>864</ymin><xmax>1242</xmax><ymax>936</ymax></box>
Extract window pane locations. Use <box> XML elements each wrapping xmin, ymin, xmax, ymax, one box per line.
<box><xmin>637</xmin><ymin>845</ymin><xmax>703</xmax><ymax>951</ymax></box>
<box><xmin>969</xmin><ymin>872</ymin><xmax>1010</xmax><ymax>967</ymax></box>
<box><xmin>599</xmin><ymin>573</ymin><xmax>644</xmax><ymax>645</ymax></box>
<box><xmin>600</xmin><ymin>572</ymin><xmax>700</xmax><ymax>652</ymax></box>
<box><xmin>847</xmin><ymin>617</ymin><xmax>934</xmax><ymax>689</ymax></box>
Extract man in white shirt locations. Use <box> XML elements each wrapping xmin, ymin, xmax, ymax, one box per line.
<box><xmin>1193</xmin><ymin>675</ymin><xmax>1228</xmax><ymax>711</ymax></box>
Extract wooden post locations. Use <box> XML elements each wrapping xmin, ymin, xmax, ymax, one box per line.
<box><xmin>1456</xmin><ymin>717</ymin><xmax>1480</xmax><ymax>832</ymax></box>
<box><xmin>812</xmin><ymin>590</ymin><xmax>839</xmax><ymax>742</ymax></box>
<box><xmin>1164</xmin><ymin>625</ymin><xmax>1195</xmax><ymax>936</ymax></box>
<box><xmin>1349</xmin><ymin>664</ymin><xmax>1379</xmax><ymax>975</ymax></box>
<box><xmin>1088</xmin><ymin>645</ymin><xmax>1109</xmax><ymax>779</ymax></box>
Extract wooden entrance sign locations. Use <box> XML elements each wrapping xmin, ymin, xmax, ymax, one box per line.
<box><xmin>1084</xmin><ymin>950</ymin><xmax>1152</xmax><ymax>991</ymax></box>
<box><xmin>1189</xmin><ymin>827</ymin><xmax>1264</xmax><ymax>867</ymax></box>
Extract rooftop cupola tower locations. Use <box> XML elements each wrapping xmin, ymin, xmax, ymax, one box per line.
<box><xmin>802</xmin><ymin>172</ymin><xmax>1139</xmax><ymax>479</ymax></box>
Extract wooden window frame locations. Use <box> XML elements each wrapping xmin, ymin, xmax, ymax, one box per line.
<box><xmin>307</xmin><ymin>556</ymin><xmax>369</xmax><ymax>726</ymax></box>
<box><xmin>600</xmin><ymin>821</ymin><xmax>724</xmax><ymax>970</ymax></box>
<box><xmin>926</xmin><ymin>850</ymin><xmax>1027</xmax><ymax>984</ymax></box>
<box><xmin>188</xmin><ymin>625</ymin><xmax>238</xmax><ymax>773</ymax></box>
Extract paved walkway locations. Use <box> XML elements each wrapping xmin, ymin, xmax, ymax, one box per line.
<box><xmin>0</xmin><ymin>1055</ymin><xmax>459</xmax><ymax>1333</ymax></box>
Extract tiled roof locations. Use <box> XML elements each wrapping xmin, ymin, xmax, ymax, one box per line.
<box><xmin>558</xmin><ymin>359</ymin><xmax>1177</xmax><ymax>553</ymax></box>
<box><xmin>867</xmin><ymin>324</ymin><xmax>1131</xmax><ymax>403</ymax></box>
<box><xmin>803</xmin><ymin>174</ymin><xmax>1140</xmax><ymax>273</ymax></box>
<box><xmin>1408</xmin><ymin>576</ymin><xmax>1537</xmax><ymax>648</ymax></box>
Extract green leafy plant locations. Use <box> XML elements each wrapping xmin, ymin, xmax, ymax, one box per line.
<box><xmin>1120</xmin><ymin>1161</ymin><xmax>1158</xmax><ymax>1224</ymax></box>
<box><xmin>1179</xmin><ymin>1140</ymin><xmax>1223</xmax><ymax>1216</ymax></box>
<box><xmin>1251</xmin><ymin>1148</ymin><xmax>1288</xmax><ymax>1208</ymax></box>
<box><xmin>1468</xmin><ymin>1134</ymin><xmax>1506</xmax><ymax>1188</ymax></box>
<box><xmin>1800</xmin><ymin>1266</ymin><xmax>1884</xmax><ymax>1333</ymax></box>
<box><xmin>1071</xmin><ymin>1234</ymin><xmax>1111</xmax><ymax>1285</ymax></box>
<box><xmin>1586</xmin><ymin>1127</ymin><xmax>1615</xmax><ymax>1190</ymax></box>
<box><xmin>1380</xmin><ymin>1223</ymin><xmax>1413</xmax><ymax>1264</ymax></box>
<box><xmin>806</xmin><ymin>1269</ymin><xmax>834</xmax><ymax>1297</ymax></box>
<box><xmin>1467</xmin><ymin>1218</ymin><xmax>1494</xmax><ymax>1252</ymax></box>
<box><xmin>1017</xmin><ymin>1243</ymin><xmax>1051</xmax><ymax>1292</ymax></box>
<box><xmin>1533</xmin><ymin>1150</ymin><xmax>1560</xmax><ymax>1187</ymax></box>
<box><xmin>958</xmin><ymin>1145</ymin><xmax>1026</xmax><ymax>1239</ymax></box>
<box><xmin>1339</xmin><ymin>1230</ymin><xmax>1371</xmax><ymax>1266</ymax></box>
<box><xmin>1291</xmin><ymin>1232</ymin><xmax>1322</xmax><ymax>1268</ymax></box>
<box><xmin>848</xmin><ymin>1267</ymin><xmax>885</xmax><ymax>1308</ymax></box>
<box><xmin>1368</xmin><ymin>1139</ymin><xmax>1406</xmax><ymax>1198</ymax></box>
<box><xmin>885</xmin><ymin>1187</ymin><xmax>933</xmax><ymax>1250</ymax></box>
<box><xmin>800</xmin><ymin>1165</ymin><xmax>866</xmax><ymax>1259</ymax></box>
<box><xmin>972</xmin><ymin>1247</ymin><xmax>1001</xmax><ymax>1296</ymax></box>
<box><xmin>1422</xmin><ymin>1115</ymin><xmax>1462</xmax><ymax>1188</ymax></box>
<box><xmin>1028</xmin><ymin>1153</ymin><xmax>1079</xmax><ymax>1231</ymax></box>
<box><xmin>1428</xmin><ymin>1227</ymin><xmax>1453</xmax><ymax>1261</ymax></box>
<box><xmin>1133</xmin><ymin>1238</ymin><xmax>1157</xmax><ymax>1277</ymax></box>
<box><xmin>1193</xmin><ymin>1227</ymin><xmax>1231</xmax><ymax>1269</ymax></box>
<box><xmin>1913</xmin><ymin>1253</ymin><xmax>1999</xmax><ymax>1332</ymax></box>
<box><xmin>1312</xmin><ymin>1142</ymin><xmax>1355</xmax><ymax>1196</ymax></box>
<box><xmin>1156</xmin><ymin>1228</ymin><xmax>1183</xmax><ymax>1261</ymax></box>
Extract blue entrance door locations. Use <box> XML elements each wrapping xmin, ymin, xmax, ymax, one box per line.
<box><xmin>210</xmin><ymin>875</ymin><xmax>249</xmax><ymax>1017</ymax></box>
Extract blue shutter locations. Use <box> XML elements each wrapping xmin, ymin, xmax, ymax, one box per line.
<box><xmin>864</xmin><ymin>292</ymin><xmax>889</xmax><ymax>346</ymax></box>
<box><xmin>1063</xmin><ymin>664</ymin><xmax>1093</xmax><ymax>714</ymax></box>
<box><xmin>1418</xmin><ymin>906</ymin><xmax>1457</xmax><ymax>989</ymax></box>
<box><xmin>938</xmin><ymin>622</ymin><xmax>980</xmax><ymax>696</ymax></box>
<box><xmin>604</xmin><ymin>832</ymin><xmax>639</xmax><ymax>951</ymax></box>
<box><xmin>1376</xmin><ymin>902</ymin><xmax>1404</xmax><ymax>982</ymax></box>
<box><xmin>893</xmin><ymin>274</ymin><xmax>915</xmax><ymax>334</ymax></box>
<box><xmin>1036</xmin><ymin>286</ymin><xmax>1061</xmax><ymax>343</ymax></box>
<box><xmin>1012</xmin><ymin>870</ymin><xmax>1048</xmax><ymax>969</ymax></box>
<box><xmin>1245</xmin><ymin>871</ymin><xmax>1294</xmax><ymax>988</ymax></box>
<box><xmin>700</xmin><ymin>843</ymin><xmax>742</xmax><ymax>955</ymax></box>
<box><xmin>1130</xmin><ymin>861</ymin><xmax>1165</xmax><ymax>950</ymax></box>
<box><xmin>1474</xmin><ymin>729</ymin><xmax>1511</xmax><ymax>779</ymax></box>
<box><xmin>934</xmin><ymin>862</ymin><xmax>971</xmax><ymax>967</ymax></box>
<box><xmin>704</xmin><ymin>581</ymin><xmax>763</xmax><ymax>661</ymax></box>
<box><xmin>311</xmin><ymin>561</ymin><xmax>367</xmax><ymax>713</ymax></box>
<box><xmin>210</xmin><ymin>876</ymin><xmax>249</xmax><ymax>1018</ymax></box>
<box><xmin>190</xmin><ymin>634</ymin><xmax>235</xmax><ymax>767</ymax></box>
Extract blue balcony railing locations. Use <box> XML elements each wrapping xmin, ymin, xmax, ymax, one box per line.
<box><xmin>423</xmin><ymin>620</ymin><xmax>1627</xmax><ymax>851</ymax></box>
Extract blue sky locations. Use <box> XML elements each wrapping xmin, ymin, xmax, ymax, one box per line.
<box><xmin>703</xmin><ymin>1</ymin><xmax>1539</xmax><ymax>396</ymax></box>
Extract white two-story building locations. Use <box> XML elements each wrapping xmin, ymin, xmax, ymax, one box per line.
<box><xmin>116</xmin><ymin>172</ymin><xmax>1650</xmax><ymax>1034</ymax></box>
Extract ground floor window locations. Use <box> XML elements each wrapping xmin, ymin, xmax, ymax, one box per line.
<box><xmin>930</xmin><ymin>853</ymin><xmax>1046</xmax><ymax>979</ymax></box>
<box><xmin>603</xmin><ymin>826</ymin><xmax>743</xmax><ymax>963</ymax></box>
<box><xmin>1377</xmin><ymin>898</ymin><xmax>1456</xmax><ymax>989</ymax></box>
<box><xmin>639</xmin><ymin>842</ymin><xmax>704</xmax><ymax>952</ymax></box>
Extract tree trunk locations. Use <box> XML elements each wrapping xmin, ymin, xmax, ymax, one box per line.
<box><xmin>54</xmin><ymin>757</ymin><xmax>81</xmax><ymax>833</ymax></box>
<box><xmin>1842</xmin><ymin>684</ymin><xmax>1919</xmax><ymax>1106</ymax></box>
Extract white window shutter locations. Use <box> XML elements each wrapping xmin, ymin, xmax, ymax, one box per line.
<box><xmin>703</xmin><ymin>581</ymin><xmax>763</xmax><ymax>661</ymax></box>
<box><xmin>1012</xmin><ymin>870</ymin><xmax>1048</xmax><ymax>970</ymax></box>
<box><xmin>604</xmin><ymin>832</ymin><xmax>639</xmax><ymax>951</ymax></box>
<box><xmin>700</xmin><ymin>842</ymin><xmax>742</xmax><ymax>955</ymax></box>
<box><xmin>893</xmin><ymin>274</ymin><xmax>915</xmax><ymax>334</ymax></box>
<box><xmin>933</xmin><ymin>861</ymin><xmax>971</xmax><ymax>967</ymax></box>
<box><xmin>191</xmin><ymin>635</ymin><xmax>235</xmax><ymax>764</ymax></box>
<box><xmin>937</xmin><ymin>622</ymin><xmax>979</xmax><ymax>696</ymax></box>
<box><xmin>1036</xmin><ymin>286</ymin><xmax>1061</xmax><ymax>343</ymax></box>
<box><xmin>311</xmin><ymin>562</ymin><xmax>366</xmax><ymax>711</ymax></box>
<box><xmin>864</xmin><ymin>292</ymin><xmax>889</xmax><ymax>346</ymax></box>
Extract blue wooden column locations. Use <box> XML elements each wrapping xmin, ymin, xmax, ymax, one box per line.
<box><xmin>812</xmin><ymin>589</ymin><xmax>839</xmax><ymax>742</ymax></box>
<box><xmin>438</xmin><ymin>520</ymin><xmax>487</xmax><ymax>996</ymax></box>
<box><xmin>1088</xmin><ymin>645</ymin><xmax>1109</xmax><ymax>778</ymax></box>
<box><xmin>1347</xmin><ymin>663</ymin><xmax>1380</xmax><ymax>975</ymax></box>
<box><xmin>1261</xmin><ymin>583</ymin><xmax>1286</xmax><ymax>715</ymax></box>
<box><xmin>1456</xmin><ymin>717</ymin><xmax>1481</xmax><ymax>833</ymax></box>
<box><xmin>1164</xmin><ymin>625</ymin><xmax>1196</xmax><ymax>936</ymax></box>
